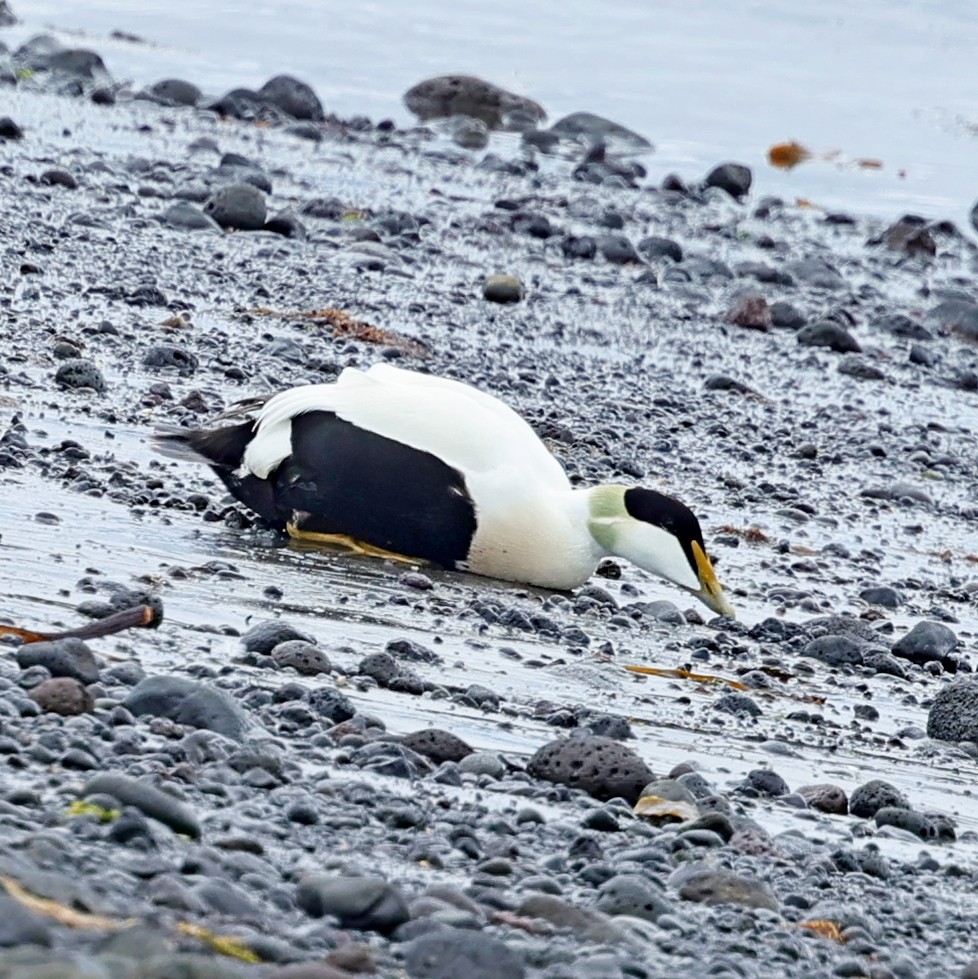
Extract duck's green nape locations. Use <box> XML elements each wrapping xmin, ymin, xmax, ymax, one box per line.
<box><xmin>585</xmin><ymin>484</ymin><xmax>629</xmax><ymax>551</ymax></box>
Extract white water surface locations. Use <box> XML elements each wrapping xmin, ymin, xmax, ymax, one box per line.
<box><xmin>5</xmin><ymin>0</ymin><xmax>978</xmax><ymax>223</ymax></box>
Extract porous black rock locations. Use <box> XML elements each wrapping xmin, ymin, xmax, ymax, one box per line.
<box><xmin>303</xmin><ymin>687</ymin><xmax>355</xmax><ymax>723</ymax></box>
<box><xmin>141</xmin><ymin>345</ymin><xmax>198</xmax><ymax>372</ymax></box>
<box><xmin>54</xmin><ymin>358</ymin><xmax>107</xmax><ymax>393</ymax></box>
<box><xmin>403</xmin><ymin>74</ymin><xmax>545</xmax><ymax>130</ymax></box>
<box><xmin>927</xmin><ymin>677</ymin><xmax>978</xmax><ymax>743</ymax></box>
<box><xmin>742</xmin><ymin>768</ymin><xmax>789</xmax><ymax>796</ymax></box>
<box><xmin>271</xmin><ymin>640</ymin><xmax>331</xmax><ymax>676</ymax></box>
<box><xmin>713</xmin><ymin>692</ymin><xmax>762</xmax><ymax>717</ymax></box>
<box><xmin>593</xmin><ymin>873</ymin><xmax>671</xmax><ymax>922</ymax></box>
<box><xmin>295</xmin><ymin>875</ymin><xmax>409</xmax><ymax>933</ymax></box>
<box><xmin>849</xmin><ymin>779</ymin><xmax>910</xmax><ymax>818</ymax></box>
<box><xmin>874</xmin><ymin>806</ymin><xmax>937</xmax><ymax>840</ymax></box>
<box><xmin>527</xmin><ymin>735</ymin><xmax>653</xmax><ymax>804</ymax></box>
<box><xmin>401</xmin><ymin>728</ymin><xmax>473</xmax><ymax>764</ymax></box>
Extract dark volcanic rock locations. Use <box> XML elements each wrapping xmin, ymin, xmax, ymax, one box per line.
<box><xmin>874</xmin><ymin>806</ymin><xmax>937</xmax><ymax>840</ymax></box>
<box><xmin>203</xmin><ymin>183</ymin><xmax>267</xmax><ymax>231</ymax></box>
<box><xmin>124</xmin><ymin>675</ymin><xmax>252</xmax><ymax>741</ymax></box>
<box><xmin>637</xmin><ymin>236</ymin><xmax>683</xmax><ymax>262</ymax></box>
<box><xmin>597</xmin><ymin>234</ymin><xmax>640</xmax><ymax>265</ymax></box>
<box><xmin>55</xmin><ymin>358</ymin><xmax>107</xmax><ymax>393</ymax></box>
<box><xmin>148</xmin><ymin>78</ymin><xmax>201</xmax><ymax>106</ymax></box>
<box><xmin>892</xmin><ymin>621</ymin><xmax>958</xmax><ymax>667</ymax></box>
<box><xmin>849</xmin><ymin>779</ymin><xmax>910</xmax><ymax>818</ymax></box>
<box><xmin>0</xmin><ymin>117</ymin><xmax>24</xmax><ymax>140</ymax></box>
<box><xmin>677</xmin><ymin>867</ymin><xmax>778</xmax><ymax>911</ymax></box>
<box><xmin>704</xmin><ymin>162</ymin><xmax>752</xmax><ymax>199</ymax></box>
<box><xmin>83</xmin><ymin>772</ymin><xmax>201</xmax><ymax>838</ymax></box>
<box><xmin>401</xmin><ymin>728</ymin><xmax>474</xmax><ymax>764</ymax></box>
<box><xmin>859</xmin><ymin>585</ymin><xmax>903</xmax><ymax>608</ymax></box>
<box><xmin>271</xmin><ymin>640</ymin><xmax>331</xmax><ymax>676</ymax></box>
<box><xmin>403</xmin><ymin>75</ymin><xmax>545</xmax><ymax>130</ymax></box>
<box><xmin>527</xmin><ymin>735</ymin><xmax>653</xmax><ymax>803</ymax></box>
<box><xmin>927</xmin><ymin>678</ymin><xmax>978</xmax><ymax>743</ymax></box>
<box><xmin>295</xmin><ymin>875</ymin><xmax>409</xmax><ymax>933</ymax></box>
<box><xmin>593</xmin><ymin>873</ymin><xmax>671</xmax><ymax>922</ymax></box>
<box><xmin>16</xmin><ymin>637</ymin><xmax>100</xmax><ymax>683</ymax></box>
<box><xmin>797</xmin><ymin>320</ymin><xmax>861</xmax><ymax>353</ymax></box>
<box><xmin>713</xmin><ymin>692</ymin><xmax>762</xmax><ymax>717</ymax></box>
<box><xmin>547</xmin><ymin>111</ymin><xmax>652</xmax><ymax>152</ymax></box>
<box><xmin>14</xmin><ymin>34</ymin><xmax>110</xmax><ymax>83</ymax></box>
<box><xmin>404</xmin><ymin>928</ymin><xmax>526</xmax><ymax>979</ymax></box>
<box><xmin>785</xmin><ymin>258</ymin><xmax>846</xmax><ymax>290</ymax></box>
<box><xmin>483</xmin><ymin>273</ymin><xmax>524</xmax><ymax>304</ymax></box>
<box><xmin>142</xmin><ymin>345</ymin><xmax>198</xmax><ymax>372</ymax></box>
<box><xmin>242</xmin><ymin>620</ymin><xmax>316</xmax><ymax>655</ymax></box>
<box><xmin>926</xmin><ymin>298</ymin><xmax>978</xmax><ymax>344</ymax></box>
<box><xmin>258</xmin><ymin>74</ymin><xmax>325</xmax><ymax>121</ymax></box>
<box><xmin>880</xmin><ymin>215</ymin><xmax>936</xmax><ymax>258</ymax></box>
<box><xmin>801</xmin><ymin>635</ymin><xmax>865</xmax><ymax>668</ymax></box>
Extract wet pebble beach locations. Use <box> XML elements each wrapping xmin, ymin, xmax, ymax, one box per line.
<box><xmin>2</xmin><ymin>13</ymin><xmax>978</xmax><ymax>979</ymax></box>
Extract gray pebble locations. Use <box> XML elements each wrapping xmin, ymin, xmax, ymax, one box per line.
<box><xmin>83</xmin><ymin>772</ymin><xmax>201</xmax><ymax>838</ymax></box>
<box><xmin>295</xmin><ymin>875</ymin><xmax>409</xmax><ymax>933</ymax></box>
<box><xmin>17</xmin><ymin>638</ymin><xmax>99</xmax><ymax>683</ymax></box>
<box><xmin>203</xmin><ymin>183</ymin><xmax>267</xmax><ymax>231</ymax></box>
<box><xmin>404</xmin><ymin>927</ymin><xmax>525</xmax><ymax>979</ymax></box>
<box><xmin>483</xmin><ymin>274</ymin><xmax>524</xmax><ymax>304</ymax></box>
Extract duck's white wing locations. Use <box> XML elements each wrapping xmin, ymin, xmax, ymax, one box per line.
<box><xmin>243</xmin><ymin>366</ymin><xmax>570</xmax><ymax>490</ymax></box>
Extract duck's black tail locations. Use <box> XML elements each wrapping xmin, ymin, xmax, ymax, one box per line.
<box><xmin>152</xmin><ymin>420</ymin><xmax>288</xmax><ymax>528</ymax></box>
<box><xmin>152</xmin><ymin>420</ymin><xmax>255</xmax><ymax>469</ymax></box>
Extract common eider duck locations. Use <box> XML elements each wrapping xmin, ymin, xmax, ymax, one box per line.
<box><xmin>155</xmin><ymin>364</ymin><xmax>733</xmax><ymax>615</ymax></box>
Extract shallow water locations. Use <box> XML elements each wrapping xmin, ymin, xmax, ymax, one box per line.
<box><xmin>5</xmin><ymin>412</ymin><xmax>977</xmax><ymax>865</ymax></box>
<box><xmin>6</xmin><ymin>0</ymin><xmax>978</xmax><ymax>223</ymax></box>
